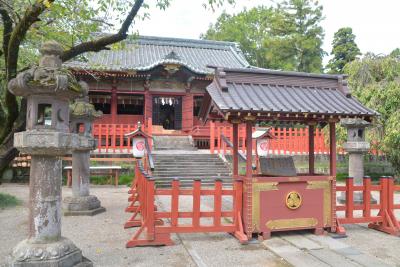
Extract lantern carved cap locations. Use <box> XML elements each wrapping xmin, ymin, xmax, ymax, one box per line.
<box><xmin>340</xmin><ymin>118</ymin><xmax>370</xmax><ymax>128</ymax></box>
<box><xmin>8</xmin><ymin>41</ymin><xmax>82</xmax><ymax>100</ymax></box>
<box><xmin>70</xmin><ymin>82</ymin><xmax>102</xmax><ymax>121</ymax></box>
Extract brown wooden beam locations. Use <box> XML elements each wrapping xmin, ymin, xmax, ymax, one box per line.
<box><xmin>329</xmin><ymin>122</ymin><xmax>337</xmax><ymax>176</ymax></box>
<box><xmin>232</xmin><ymin>123</ymin><xmax>239</xmax><ymax>176</ymax></box>
<box><xmin>245</xmin><ymin>121</ymin><xmax>253</xmax><ymax>179</ymax></box>
<box><xmin>309</xmin><ymin>124</ymin><xmax>315</xmax><ymax>175</ymax></box>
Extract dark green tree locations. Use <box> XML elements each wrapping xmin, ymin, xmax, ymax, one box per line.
<box><xmin>327</xmin><ymin>27</ymin><xmax>361</xmax><ymax>73</ymax></box>
<box><xmin>203</xmin><ymin>0</ymin><xmax>325</xmax><ymax>73</ymax></box>
<box><xmin>345</xmin><ymin>53</ymin><xmax>400</xmax><ymax>175</ymax></box>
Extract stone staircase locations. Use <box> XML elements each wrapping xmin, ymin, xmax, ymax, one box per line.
<box><xmin>152</xmin><ymin>153</ymin><xmax>232</xmax><ymax>187</ymax></box>
<box><xmin>151</xmin><ymin>135</ymin><xmax>232</xmax><ymax>187</ymax></box>
<box><xmin>153</xmin><ymin>135</ymin><xmax>197</xmax><ymax>150</ymax></box>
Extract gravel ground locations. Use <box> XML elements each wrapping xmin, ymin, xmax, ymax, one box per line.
<box><xmin>0</xmin><ymin>184</ymin><xmax>286</xmax><ymax>267</ymax></box>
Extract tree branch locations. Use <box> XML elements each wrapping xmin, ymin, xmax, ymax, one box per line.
<box><xmin>61</xmin><ymin>0</ymin><xmax>144</xmax><ymax>62</ymax></box>
<box><xmin>0</xmin><ymin>5</ymin><xmax>13</xmax><ymax>68</ymax></box>
<box><xmin>0</xmin><ymin>0</ymin><xmax>53</xmax><ymax>143</ymax></box>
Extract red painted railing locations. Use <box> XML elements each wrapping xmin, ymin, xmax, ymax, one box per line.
<box><xmin>336</xmin><ymin>176</ymin><xmax>400</xmax><ymax>235</ymax></box>
<box><xmin>209</xmin><ymin>123</ymin><xmax>386</xmax><ymax>156</ymax></box>
<box><xmin>92</xmin><ymin>118</ymin><xmax>153</xmax><ymax>153</ymax></box>
<box><xmin>124</xmin><ymin>161</ymin><xmax>247</xmax><ymax>247</ymax></box>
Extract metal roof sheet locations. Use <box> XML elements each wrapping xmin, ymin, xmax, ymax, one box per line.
<box><xmin>65</xmin><ymin>36</ymin><xmax>250</xmax><ymax>74</ymax></box>
<box><xmin>206</xmin><ymin>68</ymin><xmax>377</xmax><ymax>118</ymax></box>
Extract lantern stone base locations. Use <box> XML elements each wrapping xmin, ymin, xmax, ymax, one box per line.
<box><xmin>8</xmin><ymin>237</ymin><xmax>92</xmax><ymax>267</ymax></box>
<box><xmin>63</xmin><ymin>195</ymin><xmax>105</xmax><ymax>216</ymax></box>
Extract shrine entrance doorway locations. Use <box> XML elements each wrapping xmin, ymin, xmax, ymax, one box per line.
<box><xmin>152</xmin><ymin>96</ymin><xmax>182</xmax><ymax>130</ymax></box>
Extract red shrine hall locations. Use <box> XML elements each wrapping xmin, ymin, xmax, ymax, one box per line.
<box><xmin>66</xmin><ymin>36</ymin><xmax>250</xmax><ymax>146</ymax></box>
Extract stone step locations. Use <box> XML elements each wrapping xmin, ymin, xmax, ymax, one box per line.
<box><xmin>153</xmin><ymin>174</ymin><xmax>231</xmax><ymax>178</ymax></box>
<box><xmin>153</xmin><ymin>167</ymin><xmax>229</xmax><ymax>172</ymax></box>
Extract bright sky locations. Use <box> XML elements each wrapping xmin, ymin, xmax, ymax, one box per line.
<box><xmin>132</xmin><ymin>0</ymin><xmax>400</xmax><ymax>66</ymax></box>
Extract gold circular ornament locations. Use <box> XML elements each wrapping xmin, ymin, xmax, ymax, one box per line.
<box><xmin>286</xmin><ymin>191</ymin><xmax>302</xmax><ymax>210</ymax></box>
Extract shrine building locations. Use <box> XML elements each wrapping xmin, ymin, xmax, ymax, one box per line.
<box><xmin>66</xmin><ymin>36</ymin><xmax>250</xmax><ymax>147</ymax></box>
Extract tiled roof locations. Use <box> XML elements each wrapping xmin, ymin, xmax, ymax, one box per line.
<box><xmin>65</xmin><ymin>36</ymin><xmax>250</xmax><ymax>74</ymax></box>
<box><xmin>205</xmin><ymin>68</ymin><xmax>377</xmax><ymax>118</ymax></box>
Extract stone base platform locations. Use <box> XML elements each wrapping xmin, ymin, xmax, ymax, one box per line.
<box><xmin>9</xmin><ymin>237</ymin><xmax>93</xmax><ymax>267</ymax></box>
<box><xmin>63</xmin><ymin>195</ymin><xmax>105</xmax><ymax>216</ymax></box>
<box><xmin>64</xmin><ymin>206</ymin><xmax>106</xmax><ymax>216</ymax></box>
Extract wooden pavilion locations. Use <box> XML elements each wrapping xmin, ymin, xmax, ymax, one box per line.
<box><xmin>199</xmin><ymin>67</ymin><xmax>377</xmax><ymax>238</ymax></box>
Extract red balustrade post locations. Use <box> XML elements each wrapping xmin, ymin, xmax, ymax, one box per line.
<box><xmin>171</xmin><ymin>179</ymin><xmax>179</xmax><ymax>227</ymax></box>
<box><xmin>106</xmin><ymin>124</ymin><xmax>109</xmax><ymax>153</ymax></box>
<box><xmin>345</xmin><ymin>177</ymin><xmax>354</xmax><ymax>219</ymax></box>
<box><xmin>120</xmin><ymin>124</ymin><xmax>123</xmax><ymax>150</ymax></box>
<box><xmin>112</xmin><ymin>124</ymin><xmax>117</xmax><ymax>153</ymax></box>
<box><xmin>193</xmin><ymin>179</ymin><xmax>201</xmax><ymax>228</ymax></box>
<box><xmin>223</xmin><ymin>126</ymin><xmax>227</xmax><ymax>155</ymax></box>
<box><xmin>217</xmin><ymin>126</ymin><xmax>221</xmax><ymax>154</ymax></box>
<box><xmin>210</xmin><ymin>121</ymin><xmax>215</xmax><ymax>154</ymax></box>
<box><xmin>363</xmin><ymin>176</ymin><xmax>371</xmax><ymax>218</ymax></box>
<box><xmin>214</xmin><ymin>179</ymin><xmax>222</xmax><ymax>227</ymax></box>
<box><xmin>379</xmin><ymin>177</ymin><xmax>388</xmax><ymax>217</ymax></box>
<box><xmin>146</xmin><ymin>178</ymin><xmax>156</xmax><ymax>240</ymax></box>
<box><xmin>147</xmin><ymin>117</ymin><xmax>153</xmax><ymax>149</ymax></box>
<box><xmin>97</xmin><ymin>124</ymin><xmax>102</xmax><ymax>151</ymax></box>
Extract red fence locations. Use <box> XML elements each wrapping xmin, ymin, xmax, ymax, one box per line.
<box><xmin>336</xmin><ymin>176</ymin><xmax>400</xmax><ymax>235</ymax></box>
<box><xmin>210</xmin><ymin>123</ymin><xmax>329</xmax><ymax>156</ymax></box>
<box><xmin>210</xmin><ymin>123</ymin><xmax>383</xmax><ymax>156</ymax></box>
<box><xmin>124</xmin><ymin>161</ymin><xmax>247</xmax><ymax>247</ymax></box>
<box><xmin>92</xmin><ymin>118</ymin><xmax>153</xmax><ymax>153</ymax></box>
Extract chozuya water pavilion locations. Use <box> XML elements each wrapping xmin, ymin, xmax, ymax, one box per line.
<box><xmin>198</xmin><ymin>67</ymin><xmax>377</xmax><ymax>239</ymax></box>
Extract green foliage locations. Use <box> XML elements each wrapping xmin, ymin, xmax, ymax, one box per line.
<box><xmin>0</xmin><ymin>192</ymin><xmax>21</xmax><ymax>209</ymax></box>
<box><xmin>345</xmin><ymin>52</ymin><xmax>400</xmax><ymax>175</ymax></box>
<box><xmin>202</xmin><ymin>0</ymin><xmax>325</xmax><ymax>73</ymax></box>
<box><xmin>327</xmin><ymin>27</ymin><xmax>361</xmax><ymax>74</ymax></box>
<box><xmin>90</xmin><ymin>173</ymin><xmax>133</xmax><ymax>186</ymax></box>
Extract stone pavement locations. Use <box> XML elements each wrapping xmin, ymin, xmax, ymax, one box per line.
<box><xmin>1</xmin><ymin>184</ymin><xmax>400</xmax><ymax>267</ymax></box>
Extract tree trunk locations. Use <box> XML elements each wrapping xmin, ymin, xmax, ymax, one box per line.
<box><xmin>0</xmin><ymin>100</ymin><xmax>26</xmax><ymax>183</ymax></box>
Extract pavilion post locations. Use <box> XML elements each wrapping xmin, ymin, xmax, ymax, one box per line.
<box><xmin>308</xmin><ymin>123</ymin><xmax>315</xmax><ymax>175</ymax></box>
<box><xmin>244</xmin><ymin>120</ymin><xmax>253</xmax><ymax>239</ymax></box>
<box><xmin>329</xmin><ymin>122</ymin><xmax>337</xmax><ymax>176</ymax></box>
<box><xmin>233</xmin><ymin>123</ymin><xmax>239</xmax><ymax>176</ymax></box>
<box><xmin>245</xmin><ymin>121</ymin><xmax>253</xmax><ymax>177</ymax></box>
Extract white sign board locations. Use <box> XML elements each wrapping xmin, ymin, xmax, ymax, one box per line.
<box><xmin>132</xmin><ymin>137</ymin><xmax>146</xmax><ymax>158</ymax></box>
<box><xmin>256</xmin><ymin>138</ymin><xmax>269</xmax><ymax>157</ymax></box>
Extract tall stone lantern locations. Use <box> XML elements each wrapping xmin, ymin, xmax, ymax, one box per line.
<box><xmin>340</xmin><ymin>118</ymin><xmax>371</xmax><ymax>203</ymax></box>
<box><xmin>63</xmin><ymin>82</ymin><xmax>105</xmax><ymax>216</ymax></box>
<box><xmin>8</xmin><ymin>41</ymin><xmax>92</xmax><ymax>266</ymax></box>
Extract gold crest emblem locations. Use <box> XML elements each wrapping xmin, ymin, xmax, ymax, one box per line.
<box><xmin>286</xmin><ymin>191</ymin><xmax>302</xmax><ymax>210</ymax></box>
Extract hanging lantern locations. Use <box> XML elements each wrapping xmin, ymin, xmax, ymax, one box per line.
<box><xmin>124</xmin><ymin>122</ymin><xmax>152</xmax><ymax>159</ymax></box>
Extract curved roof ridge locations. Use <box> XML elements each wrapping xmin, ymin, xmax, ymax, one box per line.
<box><xmin>129</xmin><ymin>35</ymin><xmax>241</xmax><ymax>50</ymax></box>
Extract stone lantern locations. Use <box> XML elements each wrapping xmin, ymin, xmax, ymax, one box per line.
<box><xmin>63</xmin><ymin>82</ymin><xmax>105</xmax><ymax>216</ymax></box>
<box><xmin>8</xmin><ymin>41</ymin><xmax>92</xmax><ymax>266</ymax></box>
<box><xmin>339</xmin><ymin>118</ymin><xmax>372</xmax><ymax>204</ymax></box>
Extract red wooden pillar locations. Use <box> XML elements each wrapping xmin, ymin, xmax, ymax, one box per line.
<box><xmin>308</xmin><ymin>123</ymin><xmax>315</xmax><ymax>175</ymax></box>
<box><xmin>329</xmin><ymin>122</ymin><xmax>337</xmax><ymax>176</ymax></box>
<box><xmin>182</xmin><ymin>93</ymin><xmax>194</xmax><ymax>132</ymax></box>
<box><xmin>210</xmin><ymin>121</ymin><xmax>215</xmax><ymax>154</ymax></box>
<box><xmin>111</xmin><ymin>86</ymin><xmax>117</xmax><ymax>124</ymax></box>
<box><xmin>144</xmin><ymin>91</ymin><xmax>152</xmax><ymax>125</ymax></box>
<box><xmin>232</xmin><ymin>123</ymin><xmax>239</xmax><ymax>176</ymax></box>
